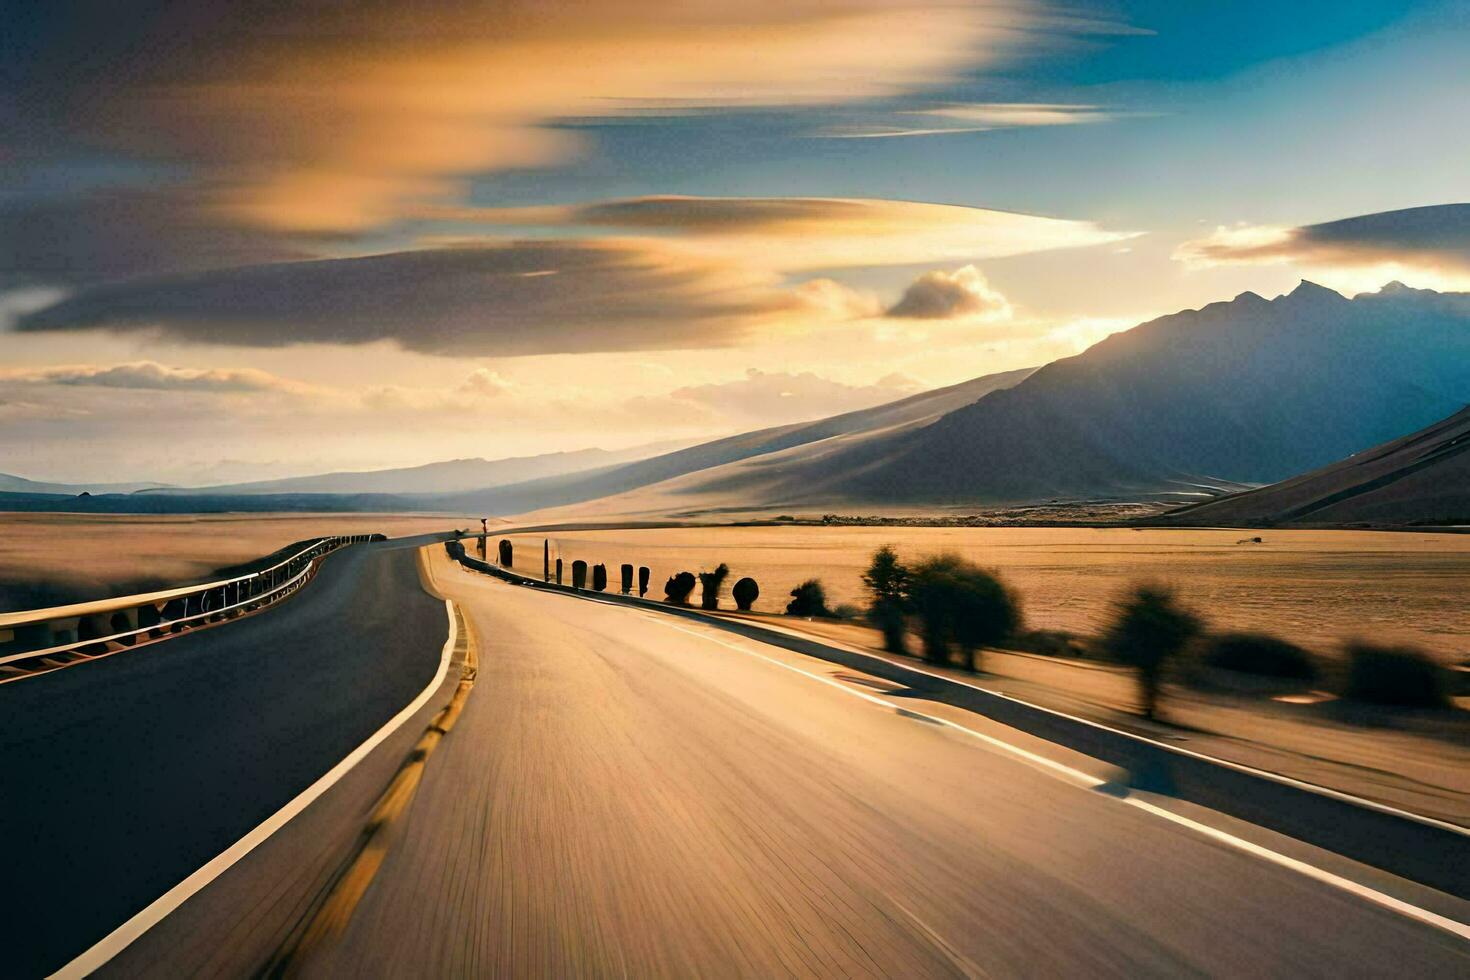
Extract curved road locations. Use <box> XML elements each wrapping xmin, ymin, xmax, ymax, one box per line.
<box><xmin>0</xmin><ymin>539</ymin><xmax>448</xmax><ymax>978</ymax></box>
<box><xmin>106</xmin><ymin>553</ymin><xmax>1469</xmax><ymax>976</ymax></box>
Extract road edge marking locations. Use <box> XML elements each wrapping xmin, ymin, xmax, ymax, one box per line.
<box><xmin>48</xmin><ymin>598</ymin><xmax>458</xmax><ymax>980</ymax></box>
<box><xmin>654</xmin><ymin>616</ymin><xmax>1470</xmax><ymax>943</ymax></box>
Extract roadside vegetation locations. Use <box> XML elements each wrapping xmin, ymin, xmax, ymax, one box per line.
<box><xmin>663</xmin><ymin>571</ymin><xmax>696</xmax><ymax>605</ymax></box>
<box><xmin>1098</xmin><ymin>584</ymin><xmax>1201</xmax><ymax>721</ymax></box>
<box><xmin>1342</xmin><ymin>642</ymin><xmax>1450</xmax><ymax>708</ymax></box>
<box><xmin>785</xmin><ymin>579</ymin><xmax>831</xmax><ymax>617</ymax></box>
<box><xmin>698</xmin><ymin>563</ymin><xmax>730</xmax><ymax>610</ymax></box>
<box><xmin>498</xmin><ymin>542</ymin><xmax>1461</xmax><ymax>722</ymax></box>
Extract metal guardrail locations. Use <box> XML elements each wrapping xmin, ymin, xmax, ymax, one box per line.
<box><xmin>0</xmin><ymin>534</ymin><xmax>384</xmax><ymax>669</ymax></box>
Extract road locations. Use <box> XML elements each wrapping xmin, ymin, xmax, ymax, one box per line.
<box><xmin>0</xmin><ymin>539</ymin><xmax>448</xmax><ymax>978</ymax></box>
<box><xmin>103</xmin><ymin>553</ymin><xmax>1469</xmax><ymax>977</ymax></box>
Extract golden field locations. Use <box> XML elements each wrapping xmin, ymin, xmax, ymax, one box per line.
<box><xmin>505</xmin><ymin>525</ymin><xmax>1470</xmax><ymax>662</ymax></box>
<box><xmin>0</xmin><ymin>512</ymin><xmax>467</xmax><ymax>611</ymax></box>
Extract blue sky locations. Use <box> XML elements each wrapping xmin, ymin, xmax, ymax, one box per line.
<box><xmin>2</xmin><ymin>0</ymin><xmax>1468</xmax><ymax>482</ymax></box>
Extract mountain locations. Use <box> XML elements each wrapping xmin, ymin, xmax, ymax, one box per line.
<box><xmin>499</xmin><ymin>281</ymin><xmax>1470</xmax><ymax>519</ymax></box>
<box><xmin>707</xmin><ymin>281</ymin><xmax>1469</xmax><ymax>508</ymax></box>
<box><xmin>148</xmin><ymin>440</ymin><xmax>691</xmax><ymax>496</ymax></box>
<box><xmin>0</xmin><ymin>473</ymin><xmax>171</xmax><ymax>495</ymax></box>
<box><xmin>1156</xmin><ymin>405</ymin><xmax>1470</xmax><ymax>527</ymax></box>
<box><xmin>435</xmin><ymin>368</ymin><xmax>1036</xmax><ymax>516</ymax></box>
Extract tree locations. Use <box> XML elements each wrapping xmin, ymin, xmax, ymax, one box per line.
<box><xmin>1099</xmin><ymin>584</ymin><xmax>1201</xmax><ymax>720</ymax></box>
<box><xmin>907</xmin><ymin>554</ymin><xmax>1019</xmax><ymax>671</ymax></box>
<box><xmin>732</xmin><ymin>577</ymin><xmax>760</xmax><ymax>611</ymax></box>
<box><xmin>862</xmin><ymin>545</ymin><xmax>910</xmax><ymax>654</ymax></box>
<box><xmin>698</xmin><ymin>563</ymin><xmax>729</xmax><ymax>610</ymax></box>
<box><xmin>664</xmin><ymin>571</ymin><xmax>696</xmax><ymax>605</ymax></box>
<box><xmin>786</xmin><ymin>579</ymin><xmax>830</xmax><ymax>617</ymax></box>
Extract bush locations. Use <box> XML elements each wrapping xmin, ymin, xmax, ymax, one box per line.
<box><xmin>1099</xmin><ymin>584</ymin><xmax>1201</xmax><ymax>720</ymax></box>
<box><xmin>664</xmin><ymin>571</ymin><xmax>696</xmax><ymax>605</ymax></box>
<box><xmin>786</xmin><ymin>579</ymin><xmax>830</xmax><ymax>617</ymax></box>
<box><xmin>1342</xmin><ymin>642</ymin><xmax>1448</xmax><ymax>708</ymax></box>
<box><xmin>732</xmin><ymin>577</ymin><xmax>759</xmax><ymax>611</ymax></box>
<box><xmin>832</xmin><ymin>603</ymin><xmax>864</xmax><ymax>621</ymax></box>
<box><xmin>698</xmin><ymin>563</ymin><xmax>730</xmax><ymax>610</ymax></box>
<box><xmin>591</xmin><ymin>563</ymin><xmax>607</xmax><ymax>592</ymax></box>
<box><xmin>1202</xmin><ymin>632</ymin><xmax>1317</xmax><ymax>682</ymax></box>
<box><xmin>1010</xmin><ymin>629</ymin><xmax>1089</xmax><ymax>659</ymax></box>
<box><xmin>907</xmin><ymin>554</ymin><xmax>1020</xmax><ymax>672</ymax></box>
<box><xmin>863</xmin><ymin>545</ymin><xmax>910</xmax><ymax>654</ymax></box>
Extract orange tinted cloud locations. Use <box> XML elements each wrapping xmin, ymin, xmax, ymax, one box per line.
<box><xmin>75</xmin><ymin>1</ymin><xmax>1038</xmax><ymax>234</ymax></box>
<box><xmin>430</xmin><ymin>195</ymin><xmax>1134</xmax><ymax>269</ymax></box>
<box><xmin>1174</xmin><ymin>204</ymin><xmax>1470</xmax><ymax>291</ymax></box>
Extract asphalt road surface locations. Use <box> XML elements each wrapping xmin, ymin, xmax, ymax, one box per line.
<box><xmin>0</xmin><ymin>539</ymin><xmax>448</xmax><ymax>978</ymax></box>
<box><xmin>106</xmin><ymin>557</ymin><xmax>1470</xmax><ymax>977</ymax></box>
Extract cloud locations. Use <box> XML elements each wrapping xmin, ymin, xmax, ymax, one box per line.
<box><xmin>14</xmin><ymin>2</ymin><xmax>1038</xmax><ymax>238</ymax></box>
<box><xmin>816</xmin><ymin>102</ymin><xmax>1138</xmax><ymax>138</ymax></box>
<box><xmin>431</xmin><ymin>195</ymin><xmax>1135</xmax><ymax>270</ymax></box>
<box><xmin>15</xmin><ymin>239</ymin><xmax>868</xmax><ymax>356</ymax></box>
<box><xmin>0</xmin><ymin>361</ymin><xmax>316</xmax><ymax>395</ymax></box>
<box><xmin>17</xmin><ymin>193</ymin><xmax>1126</xmax><ymax>355</ymax></box>
<box><xmin>1174</xmin><ymin>203</ymin><xmax>1470</xmax><ymax>290</ymax></box>
<box><xmin>885</xmin><ymin>265</ymin><xmax>1012</xmax><ymax>319</ymax></box>
<box><xmin>0</xmin><ymin>191</ymin><xmax>308</xmax><ymax>288</ymax></box>
<box><xmin>663</xmin><ymin>367</ymin><xmax>923</xmax><ymax>425</ymax></box>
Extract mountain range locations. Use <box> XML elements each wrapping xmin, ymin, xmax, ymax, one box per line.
<box><xmin>1159</xmin><ymin>404</ymin><xmax>1469</xmax><ymax>527</ymax></box>
<box><xmin>495</xmin><ymin>281</ymin><xmax>1470</xmax><ymax>520</ymax></box>
<box><xmin>142</xmin><ymin>440</ymin><xmax>692</xmax><ymax>496</ymax></box>
<box><xmin>5</xmin><ymin>282</ymin><xmax>1467</xmax><ymax>525</ymax></box>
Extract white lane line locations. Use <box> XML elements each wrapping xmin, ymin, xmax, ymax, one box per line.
<box><xmin>1123</xmin><ymin>798</ymin><xmax>1470</xmax><ymax>942</ymax></box>
<box><xmin>49</xmin><ymin>599</ymin><xmax>459</xmax><ymax>980</ymax></box>
<box><xmin>741</xmin><ymin>617</ymin><xmax>1470</xmax><ymax>839</ymax></box>
<box><xmin>658</xmin><ymin>621</ymin><xmax>1105</xmax><ymax>788</ymax></box>
<box><xmin>653</xmin><ymin>617</ymin><xmax>1470</xmax><ymax>943</ymax></box>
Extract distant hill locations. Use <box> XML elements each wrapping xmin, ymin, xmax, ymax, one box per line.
<box><xmin>1157</xmin><ymin>405</ymin><xmax>1470</xmax><ymax>527</ymax></box>
<box><xmin>150</xmin><ymin>439</ymin><xmax>691</xmax><ymax>496</ymax></box>
<box><xmin>436</xmin><ymin>368</ymin><xmax>1036</xmax><ymax>516</ymax></box>
<box><xmin>0</xmin><ymin>473</ymin><xmax>171</xmax><ymax>496</ymax></box>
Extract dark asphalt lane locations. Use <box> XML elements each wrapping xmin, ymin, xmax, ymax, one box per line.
<box><xmin>0</xmin><ymin>541</ymin><xmax>447</xmax><ymax>978</ymax></box>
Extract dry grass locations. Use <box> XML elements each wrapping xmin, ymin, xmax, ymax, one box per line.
<box><xmin>504</xmin><ymin>525</ymin><xmax>1470</xmax><ymax>663</ymax></box>
<box><xmin>0</xmin><ymin>512</ymin><xmax>470</xmax><ymax>611</ymax></box>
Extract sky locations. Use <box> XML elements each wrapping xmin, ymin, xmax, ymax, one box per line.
<box><xmin>3</xmin><ymin>0</ymin><xmax>1468</xmax><ymax>485</ymax></box>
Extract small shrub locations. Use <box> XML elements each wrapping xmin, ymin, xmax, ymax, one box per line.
<box><xmin>907</xmin><ymin>554</ymin><xmax>1020</xmax><ymax>672</ymax></box>
<box><xmin>832</xmin><ymin>603</ymin><xmax>864</xmax><ymax>621</ymax></box>
<box><xmin>862</xmin><ymin>545</ymin><xmax>911</xmax><ymax>654</ymax></box>
<box><xmin>1011</xmin><ymin>629</ymin><xmax>1088</xmax><ymax>659</ymax></box>
<box><xmin>1342</xmin><ymin>642</ymin><xmax>1448</xmax><ymax>708</ymax></box>
<box><xmin>1202</xmin><ymin>632</ymin><xmax>1316</xmax><ymax>682</ymax></box>
<box><xmin>1099</xmin><ymin>584</ymin><xmax>1201</xmax><ymax>720</ymax></box>
<box><xmin>786</xmin><ymin>579</ymin><xmax>830</xmax><ymax>617</ymax></box>
<box><xmin>664</xmin><ymin>571</ymin><xmax>696</xmax><ymax>605</ymax></box>
<box><xmin>698</xmin><ymin>563</ymin><xmax>730</xmax><ymax>610</ymax></box>
<box><xmin>732</xmin><ymin>577</ymin><xmax>759</xmax><ymax>611</ymax></box>
<box><xmin>591</xmin><ymin>563</ymin><xmax>608</xmax><ymax>592</ymax></box>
